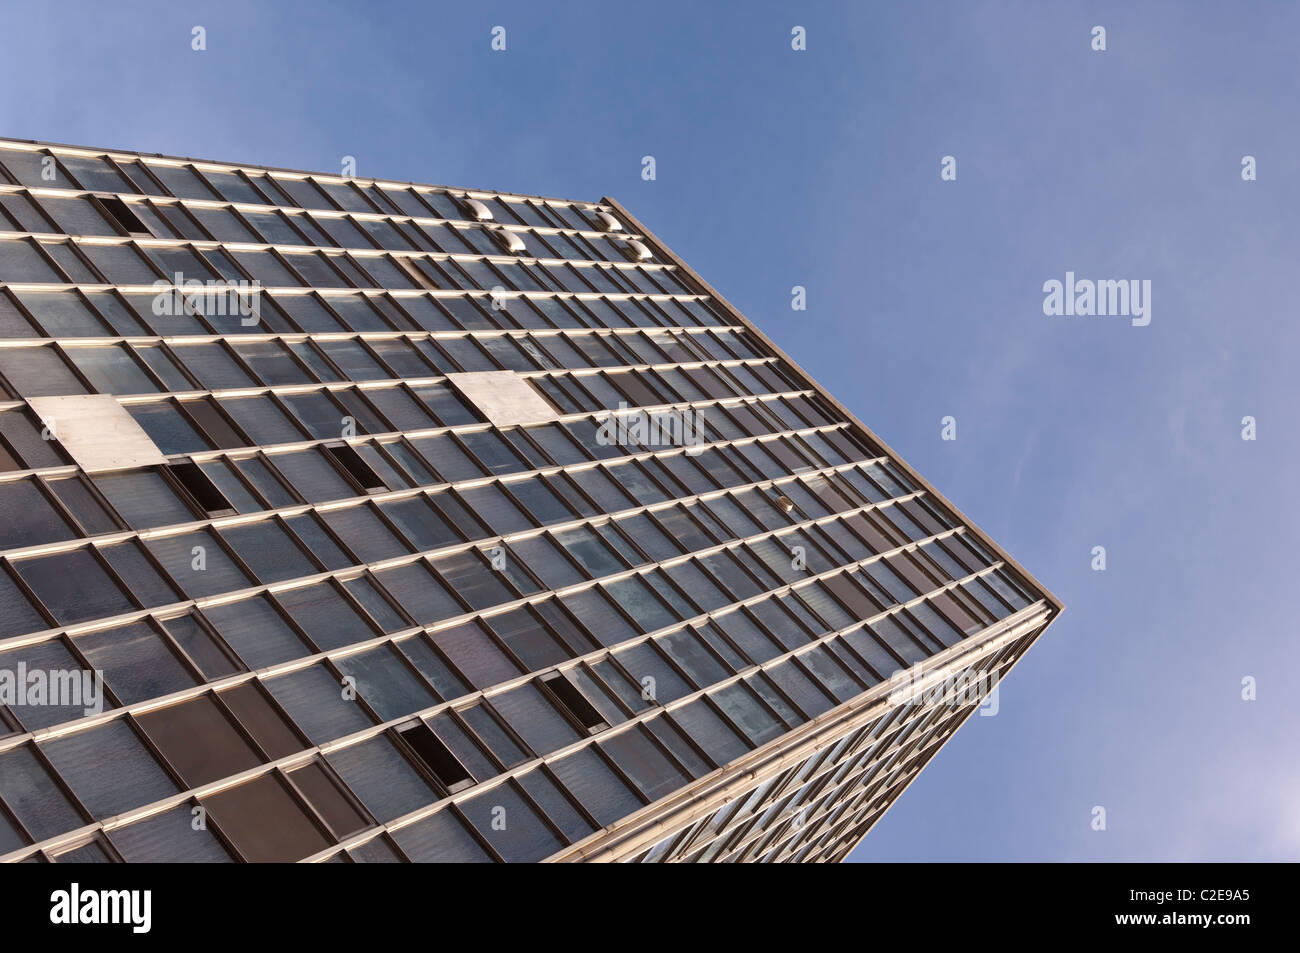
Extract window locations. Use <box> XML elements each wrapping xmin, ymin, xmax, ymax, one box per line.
<box><xmin>189</xmin><ymin>595</ymin><xmax>297</xmax><ymax>670</ymax></box>
<box><xmin>265</xmin><ymin>663</ymin><xmax>374</xmax><ymax>744</ymax></box>
<box><xmin>145</xmin><ymin>530</ymin><xmax>251</xmax><ymax>599</ymax></box>
<box><xmin>94</xmin><ymin>196</ymin><xmax>151</xmax><ymax>236</ymax></box>
<box><xmin>40</xmin><ymin>719</ymin><xmax>178</xmax><ymax>820</ymax></box>
<box><xmin>0</xmin><ymin>744</ymin><xmax>88</xmax><ymax>842</ymax></box>
<box><xmin>219</xmin><ymin>518</ymin><xmax>317</xmax><ymax>584</ymax></box>
<box><xmin>334</xmin><ymin>645</ymin><xmax>436</xmax><ymax>721</ymax></box>
<box><xmin>201</xmin><ymin>773</ymin><xmax>331</xmax><ymax>863</ymax></box>
<box><xmin>598</xmin><ymin>725</ymin><xmax>691</xmax><ymax>801</ymax></box>
<box><xmin>75</xmin><ymin>621</ymin><xmax>198</xmax><ymax>705</ymax></box>
<box><xmin>325</xmin><ymin>443</ymin><xmax>387</xmax><ymax>491</ymax></box>
<box><xmin>397</xmin><ymin>720</ymin><xmax>473</xmax><ymax>792</ymax></box>
<box><xmin>0</xmin><ymin>479</ymin><xmax>77</xmax><ymax>549</ymax></box>
<box><xmin>166</xmin><ymin>461</ymin><xmax>235</xmax><ymax>516</ymax></box>
<box><xmin>274</xmin><ymin>581</ymin><xmax>377</xmax><ymax>651</ymax></box>
<box><xmin>14</xmin><ymin>548</ymin><xmax>135</xmax><ymax>624</ymax></box>
<box><xmin>429</xmin><ymin>621</ymin><xmax>519</xmax><ymax>689</ymax></box>
<box><xmin>548</xmin><ymin>747</ymin><xmax>643</xmax><ymax>827</ymax></box>
<box><xmin>108</xmin><ymin>805</ymin><xmax>233</xmax><ymax>862</ymax></box>
<box><xmin>326</xmin><ymin>735</ymin><xmax>436</xmax><ymax>823</ymax></box>
<box><xmin>391</xmin><ymin>809</ymin><xmax>493</xmax><ymax>863</ymax></box>
<box><xmin>490</xmin><ymin>684</ymin><xmax>580</xmax><ymax>755</ymax></box>
<box><xmin>542</xmin><ymin>672</ymin><xmax>609</xmax><ymax>733</ymax></box>
<box><xmin>134</xmin><ymin>695</ymin><xmax>262</xmax><ymax>787</ymax></box>
<box><xmin>459</xmin><ymin>782</ymin><xmax>564</xmax><ymax>862</ymax></box>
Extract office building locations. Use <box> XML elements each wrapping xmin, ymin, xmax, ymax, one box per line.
<box><xmin>0</xmin><ymin>138</ymin><xmax>1061</xmax><ymax>862</ymax></box>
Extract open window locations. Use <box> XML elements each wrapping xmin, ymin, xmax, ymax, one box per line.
<box><xmin>92</xmin><ymin>195</ymin><xmax>152</xmax><ymax>237</ymax></box>
<box><xmin>165</xmin><ymin>461</ymin><xmax>236</xmax><ymax>517</ymax></box>
<box><xmin>325</xmin><ymin>442</ymin><xmax>388</xmax><ymax>492</ymax></box>
<box><xmin>398</xmin><ymin>721</ymin><xmax>474</xmax><ymax>793</ymax></box>
<box><xmin>542</xmin><ymin>672</ymin><xmax>610</xmax><ymax>735</ymax></box>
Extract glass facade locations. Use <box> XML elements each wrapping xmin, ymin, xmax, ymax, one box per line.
<box><xmin>0</xmin><ymin>138</ymin><xmax>1061</xmax><ymax>863</ymax></box>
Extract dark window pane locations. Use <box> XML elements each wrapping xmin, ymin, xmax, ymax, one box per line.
<box><xmin>274</xmin><ymin>582</ymin><xmax>376</xmax><ymax>651</ymax></box>
<box><xmin>334</xmin><ymin>645</ymin><xmax>436</xmax><ymax>721</ymax></box>
<box><xmin>599</xmin><ymin>726</ymin><xmax>691</xmax><ymax>802</ymax></box>
<box><xmin>0</xmin><ymin>479</ymin><xmax>75</xmax><ymax>549</ymax></box>
<box><xmin>202</xmin><ymin>773</ymin><xmax>330</xmax><ymax>863</ymax></box>
<box><xmin>549</xmin><ymin>747</ymin><xmax>643</xmax><ymax>827</ymax></box>
<box><xmin>0</xmin><ymin>638</ymin><xmax>97</xmax><ymax>729</ymax></box>
<box><xmin>145</xmin><ymin>530</ymin><xmax>251</xmax><ymax>598</ymax></box>
<box><xmin>134</xmin><ymin>695</ymin><xmax>262</xmax><ymax>787</ymax></box>
<box><xmin>489</xmin><ymin>684</ymin><xmax>580</xmax><ymax>756</ymax></box>
<box><xmin>219</xmin><ymin>519</ymin><xmax>317</xmax><ymax>584</ymax></box>
<box><xmin>391</xmin><ymin>809</ymin><xmax>493</xmax><ymax>862</ymax></box>
<box><xmin>201</xmin><ymin>596</ymin><xmax>309</xmax><ymax>669</ymax></box>
<box><xmin>93</xmin><ymin>469</ymin><xmax>194</xmax><ymax>530</ymax></box>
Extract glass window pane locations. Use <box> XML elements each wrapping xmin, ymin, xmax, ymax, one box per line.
<box><xmin>201</xmin><ymin>773</ymin><xmax>330</xmax><ymax>863</ymax></box>
<box><xmin>75</xmin><ymin>621</ymin><xmax>197</xmax><ymax>705</ymax></box>
<box><xmin>548</xmin><ymin>747</ymin><xmax>642</xmax><ymax>827</ymax></box>
<box><xmin>274</xmin><ymin>582</ymin><xmax>376</xmax><ymax>651</ymax></box>
<box><xmin>108</xmin><ymin>804</ymin><xmax>233</xmax><ymax>862</ymax></box>
<box><xmin>200</xmin><ymin>595</ymin><xmax>309</xmax><ymax>669</ymax></box>
<box><xmin>334</xmin><ymin>645</ymin><xmax>436</xmax><ymax>721</ymax></box>
<box><xmin>326</xmin><ymin>735</ymin><xmax>437</xmax><ymax>823</ymax></box>
<box><xmin>145</xmin><ymin>530</ymin><xmax>251</xmax><ymax>598</ymax></box>
<box><xmin>0</xmin><ymin>744</ymin><xmax>87</xmax><ymax>842</ymax></box>
<box><xmin>459</xmin><ymin>783</ymin><xmax>564</xmax><ymax>862</ymax></box>
<box><xmin>41</xmin><ymin>720</ymin><xmax>178</xmax><ymax>819</ymax></box>
<box><xmin>134</xmin><ymin>695</ymin><xmax>262</xmax><ymax>787</ymax></box>
<box><xmin>14</xmin><ymin>548</ymin><xmax>133</xmax><ymax>624</ymax></box>
<box><xmin>0</xmin><ymin>479</ymin><xmax>76</xmax><ymax>549</ymax></box>
<box><xmin>265</xmin><ymin>663</ymin><xmax>374</xmax><ymax>745</ymax></box>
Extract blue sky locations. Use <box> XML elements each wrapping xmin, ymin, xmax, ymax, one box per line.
<box><xmin>4</xmin><ymin>0</ymin><xmax>1296</xmax><ymax>861</ymax></box>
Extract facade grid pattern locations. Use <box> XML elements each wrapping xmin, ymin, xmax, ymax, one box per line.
<box><xmin>0</xmin><ymin>138</ymin><xmax>1061</xmax><ymax>863</ymax></box>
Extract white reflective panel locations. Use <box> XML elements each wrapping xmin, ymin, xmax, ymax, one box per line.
<box><xmin>446</xmin><ymin>370</ymin><xmax>559</xmax><ymax>427</ymax></box>
<box><xmin>494</xmin><ymin>230</ymin><xmax>527</xmax><ymax>254</ymax></box>
<box><xmin>462</xmin><ymin>198</ymin><xmax>493</xmax><ymax>221</ymax></box>
<box><xmin>29</xmin><ymin>395</ymin><xmax>167</xmax><ymax>472</ymax></box>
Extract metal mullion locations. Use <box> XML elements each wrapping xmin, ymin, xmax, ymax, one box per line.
<box><xmin>0</xmin><ymin>788</ymin><xmax>37</xmax><ymax>850</ymax></box>
<box><xmin>277</xmin><ymin>762</ymin><xmax>366</xmax><ymax>846</ymax></box>
<box><xmin>0</xmin><ymin>452</ymin><xmax>930</xmax><ymax>616</ymax></box>
<box><xmin>193</xmin><ymin>446</ymin><xmax>270</xmax><ymax>508</ymax></box>
<box><xmin>0</xmin><ymin>437</ymin><xmax>913</xmax><ymax>654</ymax></box>
<box><xmin>19</xmin><ymin>474</ymin><xmax>91</xmax><ymax>544</ymax></box>
<box><xmin>139</xmin><ymin>338</ymin><xmax>205</xmax><ymax>392</ymax></box>
<box><xmin>567</xmin><ymin>659</ymin><xmax>636</xmax><ymax>721</ymax></box>
<box><xmin>453</xmin><ymin>698</ymin><xmax>535</xmax><ymax>773</ymax></box>
<box><xmin>330</xmin><ymin>251</ymin><xmax>381</xmax><ymax>290</ymax></box>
